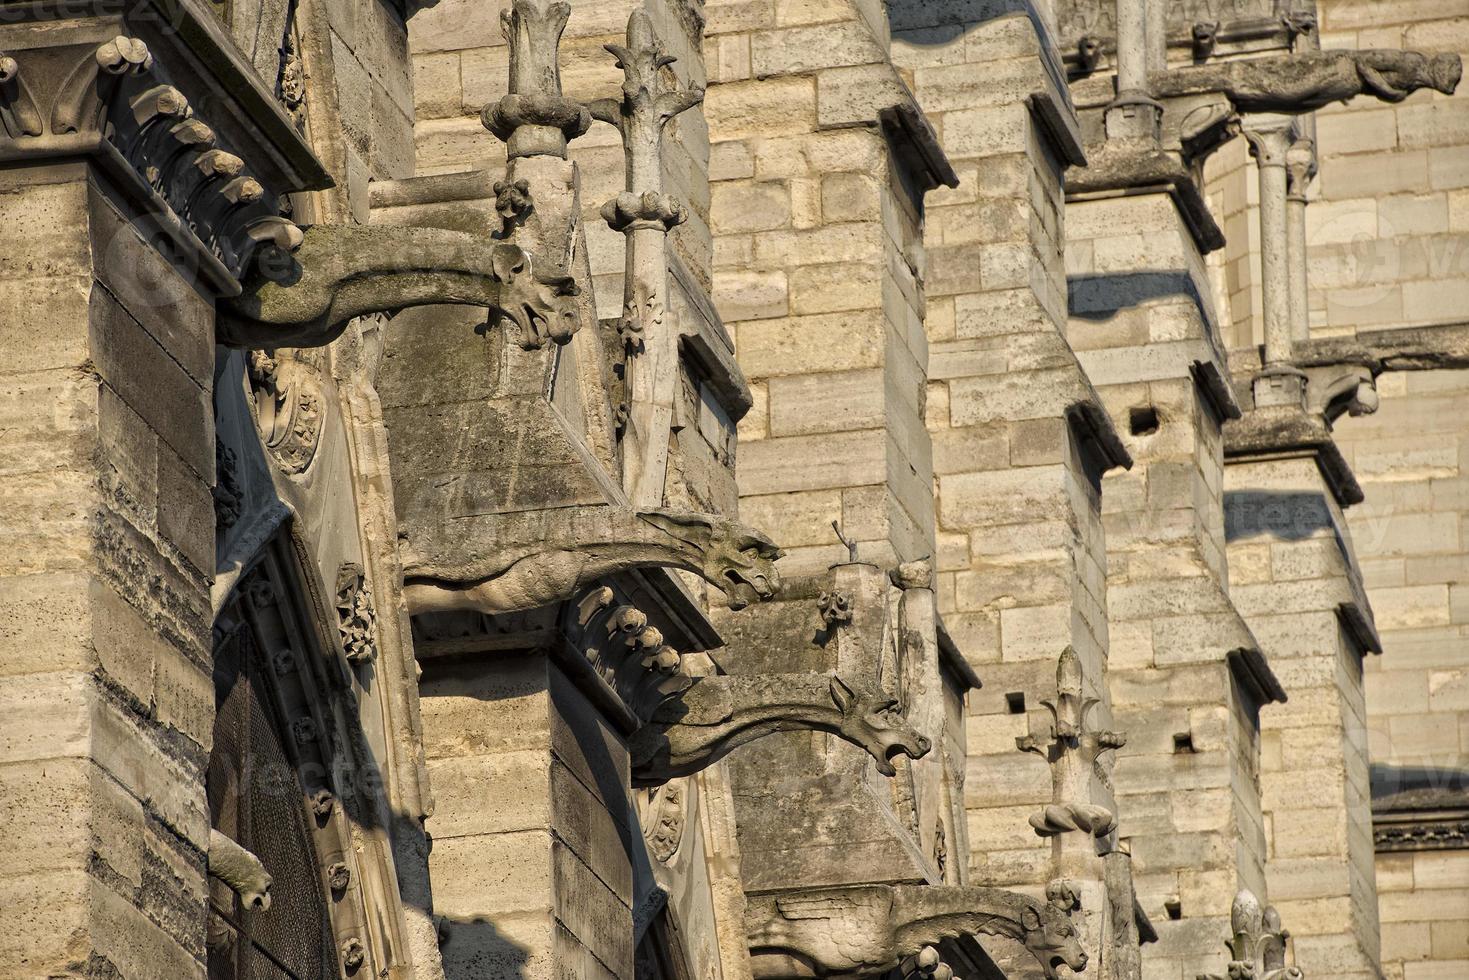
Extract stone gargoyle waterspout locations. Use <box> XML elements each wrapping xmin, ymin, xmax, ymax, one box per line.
<box><xmin>401</xmin><ymin>507</ymin><xmax>784</xmax><ymax>615</ymax></box>
<box><xmin>216</xmin><ymin>224</ymin><xmax>580</xmax><ymax>350</ymax></box>
<box><xmin>628</xmin><ymin>674</ymin><xmax>931</xmax><ymax>785</ymax></box>
<box><xmin>1152</xmin><ymin>48</ymin><xmax>1462</xmax><ymax>113</ymax></box>
<box><xmin>208</xmin><ymin>828</ymin><xmax>272</xmax><ymax>912</ymax></box>
<box><xmin>745</xmin><ymin>880</ymin><xmax>1088</xmax><ymax>979</ymax></box>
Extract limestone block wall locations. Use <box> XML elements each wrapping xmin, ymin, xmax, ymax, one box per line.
<box><xmin>1225</xmin><ymin>454</ymin><xmax>1383</xmax><ymax>979</ymax></box>
<box><xmin>417</xmin><ymin>654</ymin><xmax>635</xmax><ymax>979</ymax></box>
<box><xmin>704</xmin><ymin>0</ymin><xmax>935</xmax><ymax>573</ymax></box>
<box><xmin>0</xmin><ymin>168</ymin><xmax>215</xmax><ymax>978</ymax></box>
<box><xmin>1067</xmin><ymin>191</ymin><xmax>1273</xmax><ymax>977</ymax></box>
<box><xmin>887</xmin><ymin>3</ymin><xmax>1122</xmax><ymax>895</ymax></box>
<box><xmin>1308</xmin><ymin>2</ymin><xmax>1469</xmax><ymax>336</ymax></box>
<box><xmin>1331</xmin><ymin>368</ymin><xmax>1469</xmax><ymax>980</ymax></box>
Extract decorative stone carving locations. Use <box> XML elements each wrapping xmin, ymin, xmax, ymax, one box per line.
<box><xmin>1196</xmin><ymin>889</ymin><xmax>1304</xmax><ymax>980</ymax></box>
<box><xmin>590</xmin><ymin>9</ymin><xmax>703</xmax><ymax>508</ymax></box>
<box><xmin>247</xmin><ymin>348</ymin><xmax>324</xmax><ymax>474</ymax></box>
<box><xmin>208</xmin><ymin>828</ymin><xmax>273</xmax><ymax>912</ymax></box>
<box><xmin>213</xmin><ymin>439</ymin><xmax>243</xmax><ymax>530</ymax></box>
<box><xmin>335</xmin><ymin>563</ymin><xmax>377</xmax><ymax>665</ymax></box>
<box><xmin>217</xmin><ymin>226</ymin><xmax>580</xmax><ymax>349</ymax></box>
<box><xmin>745</xmin><ymin>881</ymin><xmax>1086</xmax><ymax>979</ymax></box>
<box><xmin>900</xmin><ymin>946</ymin><xmax>957</xmax><ymax>980</ymax></box>
<box><xmin>1152</xmin><ymin>49</ymin><xmax>1462</xmax><ymax>113</ymax></box>
<box><xmin>402</xmin><ymin>508</ymin><xmax>783</xmax><ymax>615</ymax></box>
<box><xmin>1192</xmin><ymin>22</ymin><xmax>1219</xmax><ymax>60</ymax></box>
<box><xmin>1076</xmin><ymin>36</ymin><xmax>1102</xmax><ymax>73</ymax></box>
<box><xmin>480</xmin><ymin>0</ymin><xmax>591</xmax><ymax>159</ymax></box>
<box><xmin>640</xmin><ymin>780</ymin><xmax>689</xmax><ymax>863</ymax></box>
<box><xmin>563</xmin><ymin>585</ymin><xmax>691</xmax><ymax>723</ymax></box>
<box><xmin>493</xmin><ymin>177</ymin><xmax>534</xmax><ymax>237</ymax></box>
<box><xmin>0</xmin><ymin>34</ymin><xmax>304</xmax><ymax>284</ymax></box>
<box><xmin>629</xmin><ymin>674</ymin><xmax>931</xmax><ymax>785</ymax></box>
<box><xmin>1017</xmin><ymin>647</ymin><xmax>1127</xmax><ymax>840</ymax></box>
<box><xmin>817</xmin><ymin>590</ymin><xmax>854</xmax><ymax>628</ymax></box>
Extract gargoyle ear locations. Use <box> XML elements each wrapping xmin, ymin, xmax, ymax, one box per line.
<box><xmin>491</xmin><ymin>242</ymin><xmax>528</xmax><ymax>282</ymax></box>
<box><xmin>1021</xmin><ymin>907</ymin><xmax>1041</xmax><ymax>930</ymax></box>
<box><xmin>830</xmin><ymin>675</ymin><xmax>855</xmax><ymax>712</ymax></box>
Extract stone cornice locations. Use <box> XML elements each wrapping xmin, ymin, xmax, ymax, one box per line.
<box><xmin>0</xmin><ymin>2</ymin><xmax>330</xmax><ymax>295</ymax></box>
<box><xmin>1223</xmin><ymin>404</ymin><xmax>1364</xmax><ymax>507</ymax></box>
<box><xmin>1065</xmin><ymin>146</ymin><xmax>1225</xmax><ymax>254</ymax></box>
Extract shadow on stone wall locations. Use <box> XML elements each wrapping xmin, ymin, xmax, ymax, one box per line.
<box><xmin>437</xmin><ymin>914</ymin><xmax>532</xmax><ymax>978</ymax></box>
<box><xmin>1224</xmin><ymin>489</ymin><xmax>1337</xmax><ymax>543</ymax></box>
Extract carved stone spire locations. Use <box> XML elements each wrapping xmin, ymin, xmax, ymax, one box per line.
<box><xmin>1016</xmin><ymin>646</ymin><xmax>1127</xmax><ymax>842</ymax></box>
<box><xmin>1197</xmin><ymin>889</ymin><xmax>1305</xmax><ymax>980</ymax></box>
<box><xmin>480</xmin><ymin>0</ymin><xmax>591</xmax><ymax>159</ymax></box>
<box><xmin>589</xmin><ymin>9</ymin><xmax>704</xmax><ymax>508</ymax></box>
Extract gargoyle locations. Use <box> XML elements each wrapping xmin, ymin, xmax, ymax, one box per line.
<box><xmin>208</xmin><ymin>828</ymin><xmax>272</xmax><ymax>912</ymax></box>
<box><xmin>627</xmin><ymin>674</ymin><xmax>931</xmax><ymax>785</ymax></box>
<box><xmin>402</xmin><ymin>508</ymin><xmax>783</xmax><ymax>615</ymax></box>
<box><xmin>217</xmin><ymin>224</ymin><xmax>579</xmax><ymax>350</ymax></box>
<box><xmin>746</xmin><ymin>880</ymin><xmax>1087</xmax><ymax>979</ymax></box>
<box><xmin>1152</xmin><ymin>48</ymin><xmax>1462</xmax><ymax>113</ymax></box>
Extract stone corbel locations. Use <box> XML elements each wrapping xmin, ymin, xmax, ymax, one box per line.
<box><xmin>401</xmin><ymin>507</ymin><xmax>783</xmax><ymax>616</ymax></box>
<box><xmin>563</xmin><ymin>585</ymin><xmax>692</xmax><ymax>726</ymax></box>
<box><xmin>745</xmin><ymin>881</ymin><xmax>1087</xmax><ymax>979</ymax></box>
<box><xmin>216</xmin><ymin>225</ymin><xmax>579</xmax><ymax>349</ymax></box>
<box><xmin>1196</xmin><ymin>889</ymin><xmax>1304</xmax><ymax>980</ymax></box>
<box><xmin>628</xmin><ymin>672</ymin><xmax>932</xmax><ymax>785</ymax></box>
<box><xmin>1017</xmin><ymin>647</ymin><xmax>1127</xmax><ymax>842</ymax></box>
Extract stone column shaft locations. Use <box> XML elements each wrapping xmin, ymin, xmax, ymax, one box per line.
<box><xmin>1106</xmin><ymin>0</ymin><xmax>1163</xmax><ymax>141</ymax></box>
<box><xmin>1285</xmin><ymin>137</ymin><xmax>1315</xmax><ymax>344</ymax></box>
<box><xmin>1243</xmin><ymin>115</ymin><xmax>1306</xmax><ymax>407</ymax></box>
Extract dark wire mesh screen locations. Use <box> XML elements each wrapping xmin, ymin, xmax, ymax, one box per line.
<box><xmin>209</xmin><ymin>628</ymin><xmax>335</xmax><ymax>980</ymax></box>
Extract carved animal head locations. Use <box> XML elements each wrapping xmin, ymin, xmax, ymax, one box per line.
<box><xmin>489</xmin><ymin>242</ymin><xmax>581</xmax><ymax>349</ymax></box>
<box><xmin>1076</xmin><ymin>36</ymin><xmax>1101</xmax><ymax>72</ymax></box>
<box><xmin>1020</xmin><ymin>897</ymin><xmax>1087</xmax><ymax>979</ymax></box>
<box><xmin>1430</xmin><ymin>52</ymin><xmax>1464</xmax><ymax>95</ymax></box>
<box><xmin>829</xmin><ymin>677</ymin><xmax>932</xmax><ymax>776</ymax></box>
<box><xmin>705</xmin><ymin>522</ymin><xmax>784</xmax><ymax>610</ymax></box>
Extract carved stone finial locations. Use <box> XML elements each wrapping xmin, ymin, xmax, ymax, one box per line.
<box><xmin>1196</xmin><ymin>889</ymin><xmax>1304</xmax><ymax>980</ymax></box>
<box><xmin>1016</xmin><ymin>647</ymin><xmax>1126</xmax><ymax>841</ymax></box>
<box><xmin>589</xmin><ymin>9</ymin><xmax>704</xmax><ymax>508</ymax></box>
<box><xmin>480</xmin><ymin>0</ymin><xmax>591</xmax><ymax>158</ymax></box>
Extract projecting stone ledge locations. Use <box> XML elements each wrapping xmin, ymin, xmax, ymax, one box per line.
<box><xmin>1066</xmin><ymin>144</ymin><xmax>1225</xmax><ymax>254</ymax></box>
<box><xmin>1223</xmin><ymin>405</ymin><xmax>1363</xmax><ymax>507</ymax></box>
<box><xmin>1296</xmin><ymin>319</ymin><xmax>1469</xmax><ymax>374</ymax></box>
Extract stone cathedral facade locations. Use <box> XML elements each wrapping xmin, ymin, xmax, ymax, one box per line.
<box><xmin>2</xmin><ymin>0</ymin><xmax>1467</xmax><ymax>977</ymax></box>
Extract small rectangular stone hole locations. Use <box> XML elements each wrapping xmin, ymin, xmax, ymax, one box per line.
<box><xmin>1129</xmin><ymin>405</ymin><xmax>1160</xmax><ymax>436</ymax></box>
<box><xmin>1173</xmin><ymin>732</ymin><xmax>1195</xmax><ymax>754</ymax></box>
<box><xmin>1005</xmin><ymin>692</ymin><xmax>1026</xmax><ymax>714</ymax></box>
<box><xmin>1165</xmin><ymin>896</ymin><xmax>1182</xmax><ymax>920</ymax></box>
